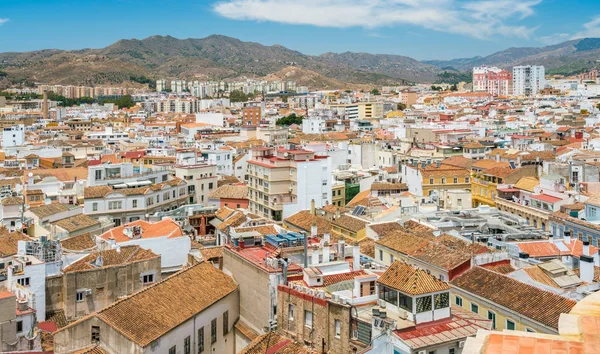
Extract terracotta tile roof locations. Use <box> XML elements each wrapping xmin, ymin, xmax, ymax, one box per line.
<box><xmin>2</xmin><ymin>196</ymin><xmax>23</xmax><ymax>206</ymax></box>
<box><xmin>70</xmin><ymin>345</ymin><xmax>109</xmax><ymax>354</ymax></box>
<box><xmin>368</xmin><ymin>221</ymin><xmax>404</xmax><ymax>237</ymax></box>
<box><xmin>200</xmin><ymin>246</ymin><xmax>224</xmax><ymax>260</ymax></box>
<box><xmin>421</xmin><ymin>166</ymin><xmax>470</xmax><ymax>179</ymax></box>
<box><xmin>62</xmin><ymin>245</ymin><xmax>159</xmax><ymax>273</ymax></box>
<box><xmin>0</xmin><ymin>232</ymin><xmax>32</xmax><ymax>257</ymax></box>
<box><xmin>99</xmin><ymin>219</ymin><xmax>183</xmax><ymax>243</ymax></box>
<box><xmin>208</xmin><ymin>184</ymin><xmax>248</xmax><ymax>199</ymax></box>
<box><xmin>332</xmin><ymin>215</ymin><xmax>368</xmax><ymax>233</ymax></box>
<box><xmin>347</xmin><ymin>189</ymin><xmax>371</xmax><ymax>207</ymax></box>
<box><xmin>217</xmin><ymin>175</ymin><xmax>242</xmax><ymax>187</ymax></box>
<box><xmin>376</xmin><ymin>230</ymin><xmax>432</xmax><ymax>255</ymax></box>
<box><xmin>517</xmin><ymin>239</ymin><xmax>598</xmax><ymax>258</ymax></box>
<box><xmin>216</xmin><ymin>211</ymin><xmax>247</xmax><ymax>231</ymax></box>
<box><xmin>284</xmin><ymin>210</ymin><xmax>332</xmax><ymax>234</ymax></box>
<box><xmin>411</xmin><ymin>242</ymin><xmax>471</xmax><ymax>270</ymax></box>
<box><xmin>215</xmin><ymin>206</ymin><xmax>235</xmax><ymax>221</ymax></box>
<box><xmin>403</xmin><ymin>220</ymin><xmax>435</xmax><ymax>234</ymax></box>
<box><xmin>480</xmin><ymin>260</ymin><xmax>515</xmax><ymax>275</ymax></box>
<box><xmin>234</xmin><ymin>321</ymin><xmax>259</xmax><ymax>341</ymax></box>
<box><xmin>514</xmin><ymin>176</ymin><xmax>539</xmax><ymax>192</ymax></box>
<box><xmin>450</xmin><ymin>267</ymin><xmax>577</xmax><ymax>329</ymax></box>
<box><xmin>378</xmin><ymin>261</ymin><xmax>450</xmax><ymax>295</ymax></box>
<box><xmin>61</xmin><ymin>233</ymin><xmax>96</xmax><ymax>251</ymax></box>
<box><xmin>234</xmin><ymin>225</ymin><xmax>278</xmax><ymax>236</ymax></box>
<box><xmin>482</xmin><ymin>167</ymin><xmax>518</xmax><ymax>178</ymax></box>
<box><xmin>53</xmin><ymin>214</ymin><xmax>100</xmax><ymax>233</ymax></box>
<box><xmin>84</xmin><ymin>178</ymin><xmax>185</xmax><ymax>199</ymax></box>
<box><xmin>441</xmin><ymin>156</ymin><xmax>474</xmax><ymax>170</ymax></box>
<box><xmin>472</xmin><ymin>159</ymin><xmax>510</xmax><ymax>170</ymax></box>
<box><xmin>239</xmin><ymin>333</ymin><xmax>316</xmax><ymax>354</ymax></box>
<box><xmin>57</xmin><ymin>263</ymin><xmax>237</xmax><ymax>347</ymax></box>
<box><xmin>371</xmin><ymin>182</ymin><xmax>408</xmax><ymax>191</ymax></box>
<box><xmin>395</xmin><ymin>306</ymin><xmax>492</xmax><ymax>350</ymax></box>
<box><xmin>481</xmin><ymin>333</ymin><xmax>585</xmax><ymax>354</ymax></box>
<box><xmin>32</xmin><ymin>167</ymin><xmax>88</xmax><ymax>182</ymax></box>
<box><xmin>46</xmin><ymin>310</ymin><xmax>68</xmax><ymax>329</ymax></box>
<box><xmin>320</xmin><ymin>270</ymin><xmax>368</xmax><ymax>287</ymax></box>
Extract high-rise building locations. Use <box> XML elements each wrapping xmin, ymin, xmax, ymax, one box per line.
<box><xmin>472</xmin><ymin>66</ymin><xmax>512</xmax><ymax>96</ymax></box>
<box><xmin>513</xmin><ymin>65</ymin><xmax>546</xmax><ymax>96</ymax></box>
<box><xmin>156</xmin><ymin>79</ymin><xmax>167</xmax><ymax>92</ymax></box>
<box><xmin>247</xmin><ymin>147</ymin><xmax>331</xmax><ymax>221</ymax></box>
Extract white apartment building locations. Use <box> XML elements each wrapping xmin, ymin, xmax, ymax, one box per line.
<box><xmin>155</xmin><ymin>79</ymin><xmax>167</xmax><ymax>92</ymax></box>
<box><xmin>174</xmin><ymin>164</ymin><xmax>218</xmax><ymax>205</ymax></box>
<box><xmin>83</xmin><ymin>178</ymin><xmax>188</xmax><ymax>226</ymax></box>
<box><xmin>87</xmin><ymin>162</ymin><xmax>170</xmax><ymax>187</ymax></box>
<box><xmin>201</xmin><ymin>149</ymin><xmax>233</xmax><ymax>176</ymax></box>
<box><xmin>473</xmin><ymin>66</ymin><xmax>512</xmax><ymax>96</ymax></box>
<box><xmin>85</xmin><ymin>127</ymin><xmax>129</xmax><ymax>144</ymax></box>
<box><xmin>2</xmin><ymin>125</ymin><xmax>25</xmax><ymax>148</ymax></box>
<box><xmin>513</xmin><ymin>65</ymin><xmax>546</xmax><ymax>96</ymax></box>
<box><xmin>247</xmin><ymin>147</ymin><xmax>331</xmax><ymax>221</ymax></box>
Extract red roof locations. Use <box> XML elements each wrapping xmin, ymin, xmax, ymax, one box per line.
<box><xmin>530</xmin><ymin>194</ymin><xmax>562</xmax><ymax>203</ymax></box>
<box><xmin>99</xmin><ymin>218</ymin><xmax>183</xmax><ymax>243</ymax></box>
<box><xmin>38</xmin><ymin>321</ymin><xmax>58</xmax><ymax>333</ymax></box>
<box><xmin>518</xmin><ymin>240</ymin><xmax>598</xmax><ymax>258</ymax></box>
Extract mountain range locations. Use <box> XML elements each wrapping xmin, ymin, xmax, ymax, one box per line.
<box><xmin>1</xmin><ymin>35</ymin><xmax>599</xmax><ymax>90</ymax></box>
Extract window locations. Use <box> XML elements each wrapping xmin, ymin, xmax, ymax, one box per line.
<box><xmin>434</xmin><ymin>292</ymin><xmax>449</xmax><ymax>309</ymax></box>
<box><xmin>132</xmin><ymin>200</ymin><xmax>138</xmax><ymax>208</ymax></box>
<box><xmin>108</xmin><ymin>201</ymin><xmax>122</xmax><ymax>210</ymax></box>
<box><xmin>198</xmin><ymin>327</ymin><xmax>205</xmax><ymax>352</ymax></box>
<box><xmin>488</xmin><ymin>310</ymin><xmax>496</xmax><ymax>329</ymax></box>
<box><xmin>471</xmin><ymin>303</ymin><xmax>479</xmax><ymax>314</ymax></box>
<box><xmin>506</xmin><ymin>319</ymin><xmax>516</xmax><ymax>330</ymax></box>
<box><xmin>429</xmin><ymin>178</ymin><xmax>434</xmax><ymax>184</ymax></box>
<box><xmin>389</xmin><ymin>254</ymin><xmax>394</xmax><ymax>263</ymax></box>
<box><xmin>526</xmin><ymin>328</ymin><xmax>536</xmax><ymax>333</ymax></box>
<box><xmin>211</xmin><ymin>318</ymin><xmax>217</xmax><ymax>343</ymax></box>
<box><xmin>453</xmin><ymin>177</ymin><xmax>458</xmax><ymax>184</ymax></box>
<box><xmin>416</xmin><ymin>296</ymin><xmax>432</xmax><ymax>313</ymax></box>
<box><xmin>335</xmin><ymin>320</ymin><xmax>341</xmax><ymax>338</ymax></box>
<box><xmin>223</xmin><ymin>311</ymin><xmax>229</xmax><ymax>335</ymax></box>
<box><xmin>449</xmin><ymin>349</ymin><xmax>455</xmax><ymax>354</ymax></box>
<box><xmin>305</xmin><ymin>310</ymin><xmax>313</xmax><ymax>328</ymax></box>
<box><xmin>379</xmin><ymin>250</ymin><xmax>383</xmax><ymax>261</ymax></box>
<box><xmin>441</xmin><ymin>178</ymin><xmax>446</xmax><ymax>184</ymax></box>
<box><xmin>95</xmin><ymin>170</ymin><xmax>102</xmax><ymax>180</ymax></box>
<box><xmin>91</xmin><ymin>326</ymin><xmax>100</xmax><ymax>343</ymax></box>
<box><xmin>184</xmin><ymin>335</ymin><xmax>191</xmax><ymax>354</ymax></box>
<box><xmin>169</xmin><ymin>346</ymin><xmax>176</xmax><ymax>354</ymax></box>
<box><xmin>16</xmin><ymin>320</ymin><xmax>23</xmax><ymax>333</ymax></box>
<box><xmin>455</xmin><ymin>296</ymin><xmax>463</xmax><ymax>307</ymax></box>
<box><xmin>142</xmin><ymin>274</ymin><xmax>154</xmax><ymax>285</ymax></box>
<box><xmin>289</xmin><ymin>304</ymin><xmax>295</xmax><ymax>320</ymax></box>
<box><xmin>92</xmin><ymin>203</ymin><xmax>98</xmax><ymax>212</ymax></box>
<box><xmin>76</xmin><ymin>291</ymin><xmax>85</xmax><ymax>302</ymax></box>
<box><xmin>208</xmin><ymin>182</ymin><xmax>214</xmax><ymax>189</ymax></box>
<box><xmin>17</xmin><ymin>277</ymin><xmax>30</xmax><ymax>287</ymax></box>
<box><xmin>465</xmin><ymin>177</ymin><xmax>470</xmax><ymax>183</ymax></box>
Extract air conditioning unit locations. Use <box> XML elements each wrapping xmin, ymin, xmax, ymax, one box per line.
<box><xmin>85</xmin><ymin>289</ymin><xmax>93</xmax><ymax>296</ymax></box>
<box><xmin>459</xmin><ymin>341</ymin><xmax>465</xmax><ymax>349</ymax></box>
<box><xmin>377</xmin><ymin>299</ymin><xmax>386</xmax><ymax>308</ymax></box>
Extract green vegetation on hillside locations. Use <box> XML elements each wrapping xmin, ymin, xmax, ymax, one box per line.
<box><xmin>129</xmin><ymin>75</ymin><xmax>155</xmax><ymax>89</ymax></box>
<box><xmin>229</xmin><ymin>90</ymin><xmax>248</xmax><ymax>102</ymax></box>
<box><xmin>435</xmin><ymin>70</ymin><xmax>472</xmax><ymax>84</ymax></box>
<box><xmin>276</xmin><ymin>113</ymin><xmax>303</xmax><ymax>126</ymax></box>
<box><xmin>99</xmin><ymin>95</ymin><xmax>136</xmax><ymax>109</ymax></box>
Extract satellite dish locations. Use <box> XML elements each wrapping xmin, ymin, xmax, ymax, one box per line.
<box><xmin>44</xmin><ymin>198</ymin><xmax>51</xmax><ymax>205</ymax></box>
<box><xmin>284</xmin><ymin>152</ymin><xmax>289</xmax><ymax>157</ymax></box>
<box><xmin>28</xmin><ymin>172</ymin><xmax>33</xmax><ymax>178</ymax></box>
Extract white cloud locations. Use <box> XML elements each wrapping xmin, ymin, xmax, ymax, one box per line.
<box><xmin>213</xmin><ymin>0</ymin><xmax>540</xmax><ymax>39</ymax></box>
<box><xmin>572</xmin><ymin>16</ymin><xmax>600</xmax><ymax>39</ymax></box>
<box><xmin>539</xmin><ymin>32</ymin><xmax>569</xmax><ymax>45</ymax></box>
<box><xmin>0</xmin><ymin>18</ymin><xmax>8</xmax><ymax>25</ymax></box>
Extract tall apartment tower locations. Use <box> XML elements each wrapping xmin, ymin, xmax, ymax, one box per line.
<box><xmin>512</xmin><ymin>65</ymin><xmax>545</xmax><ymax>96</ymax></box>
<box><xmin>472</xmin><ymin>66</ymin><xmax>512</xmax><ymax>96</ymax></box>
<box><xmin>156</xmin><ymin>79</ymin><xmax>167</xmax><ymax>92</ymax></box>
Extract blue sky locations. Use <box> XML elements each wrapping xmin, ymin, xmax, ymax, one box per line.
<box><xmin>1</xmin><ymin>0</ymin><xmax>599</xmax><ymax>60</ymax></box>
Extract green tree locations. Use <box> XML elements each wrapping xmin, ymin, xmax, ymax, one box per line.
<box><xmin>396</xmin><ymin>103</ymin><xmax>407</xmax><ymax>111</ymax></box>
<box><xmin>344</xmin><ymin>89</ymin><xmax>352</xmax><ymax>93</ymax></box>
<box><xmin>229</xmin><ymin>90</ymin><xmax>248</xmax><ymax>102</ymax></box>
<box><xmin>276</xmin><ymin>113</ymin><xmax>304</xmax><ymax>126</ymax></box>
<box><xmin>371</xmin><ymin>88</ymin><xmax>381</xmax><ymax>95</ymax></box>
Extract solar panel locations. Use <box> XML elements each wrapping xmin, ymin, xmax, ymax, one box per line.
<box><xmin>352</xmin><ymin>205</ymin><xmax>365</xmax><ymax>215</ymax></box>
<box><xmin>509</xmin><ymin>161</ymin><xmax>516</xmax><ymax>169</ymax></box>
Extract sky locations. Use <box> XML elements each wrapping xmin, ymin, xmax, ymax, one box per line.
<box><xmin>1</xmin><ymin>0</ymin><xmax>599</xmax><ymax>60</ymax></box>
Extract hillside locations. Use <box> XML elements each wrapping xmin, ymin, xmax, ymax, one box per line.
<box><xmin>0</xmin><ymin>35</ymin><xmax>418</xmax><ymax>89</ymax></box>
<box><xmin>426</xmin><ymin>38</ymin><xmax>600</xmax><ymax>75</ymax></box>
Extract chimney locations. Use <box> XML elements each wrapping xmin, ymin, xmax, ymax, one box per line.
<box><xmin>108</xmin><ymin>236</ymin><xmax>116</xmax><ymax>249</ymax></box>
<box><xmin>323</xmin><ymin>242</ymin><xmax>330</xmax><ymax>263</ymax></box>
<box><xmin>564</xmin><ymin>230</ymin><xmax>572</xmax><ymax>244</ymax></box>
<box><xmin>339</xmin><ymin>237</ymin><xmax>346</xmax><ymax>259</ymax></box>
<box><xmin>517</xmin><ymin>155</ymin><xmax>521</xmax><ymax>166</ymax></box>
<box><xmin>583</xmin><ymin>240</ymin><xmax>590</xmax><ymax>257</ymax></box>
<box><xmin>580</xmin><ymin>254</ymin><xmax>595</xmax><ymax>283</ymax></box>
<box><xmin>324</xmin><ymin>233</ymin><xmax>331</xmax><ymax>244</ymax></box>
<box><xmin>312</xmin><ymin>247</ymin><xmax>320</xmax><ymax>266</ymax></box>
<box><xmin>238</xmin><ymin>238</ymin><xmax>245</xmax><ymax>249</ymax></box>
<box><xmin>280</xmin><ymin>258</ymin><xmax>289</xmax><ymax>286</ymax></box>
<box><xmin>353</xmin><ymin>242</ymin><xmax>361</xmax><ymax>270</ymax></box>
<box><xmin>495</xmin><ymin>152</ymin><xmax>500</xmax><ymax>161</ymax></box>
<box><xmin>548</xmin><ymin>234</ymin><xmax>553</xmax><ymax>243</ymax></box>
<box><xmin>310</xmin><ymin>199</ymin><xmax>316</xmax><ymax>216</ymax></box>
<box><xmin>311</xmin><ymin>223</ymin><xmax>317</xmax><ymax>238</ymax></box>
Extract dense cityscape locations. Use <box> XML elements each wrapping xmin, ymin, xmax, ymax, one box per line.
<box><xmin>2</xmin><ymin>1</ymin><xmax>600</xmax><ymax>354</ymax></box>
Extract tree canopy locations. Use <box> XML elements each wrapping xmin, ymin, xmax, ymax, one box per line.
<box><xmin>276</xmin><ymin>113</ymin><xmax>304</xmax><ymax>126</ymax></box>
<box><xmin>229</xmin><ymin>90</ymin><xmax>248</xmax><ymax>102</ymax></box>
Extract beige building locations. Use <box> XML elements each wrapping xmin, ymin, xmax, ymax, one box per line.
<box><xmin>53</xmin><ymin>262</ymin><xmax>240</xmax><ymax>354</ymax></box>
<box><xmin>46</xmin><ymin>245</ymin><xmax>161</xmax><ymax>321</ymax></box>
<box><xmin>174</xmin><ymin>164</ymin><xmax>218</xmax><ymax>205</ymax></box>
<box><xmin>399</xmin><ymin>91</ymin><xmax>418</xmax><ymax>107</ymax></box>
